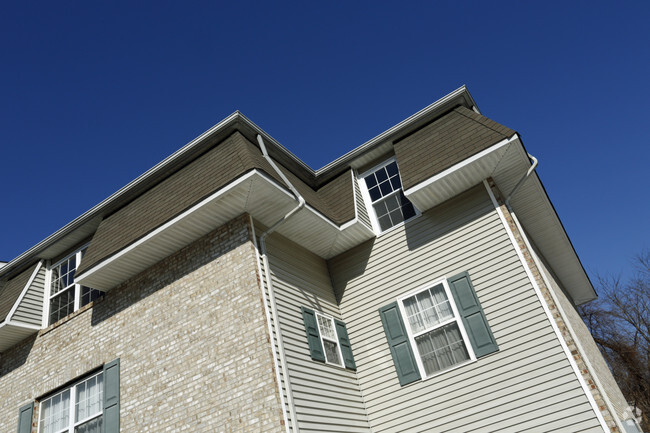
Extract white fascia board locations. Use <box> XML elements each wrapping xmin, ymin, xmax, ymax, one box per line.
<box><xmin>316</xmin><ymin>86</ymin><xmax>476</xmax><ymax>174</ymax></box>
<box><xmin>5</xmin><ymin>320</ymin><xmax>41</xmax><ymax>330</ymax></box>
<box><xmin>75</xmin><ymin>170</ymin><xmax>259</xmax><ymax>286</ymax></box>
<box><xmin>6</xmin><ymin>260</ymin><xmax>43</xmax><ymax>322</ymax></box>
<box><xmin>403</xmin><ymin>134</ymin><xmax>518</xmax><ymax>198</ymax></box>
<box><xmin>76</xmin><ymin>169</ymin><xmax>367</xmax><ymax>289</ymax></box>
<box><xmin>0</xmin><ymin>112</ymin><xmax>242</xmax><ymax>279</ymax></box>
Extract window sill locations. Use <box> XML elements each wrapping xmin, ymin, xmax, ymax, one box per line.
<box><xmin>39</xmin><ymin>296</ymin><xmax>105</xmax><ymax>337</ymax></box>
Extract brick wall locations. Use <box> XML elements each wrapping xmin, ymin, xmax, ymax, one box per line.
<box><xmin>0</xmin><ymin>214</ymin><xmax>284</xmax><ymax>432</ymax></box>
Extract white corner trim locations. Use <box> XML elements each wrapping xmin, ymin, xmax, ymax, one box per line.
<box><xmin>7</xmin><ymin>260</ymin><xmax>44</xmax><ymax>323</ymax></box>
<box><xmin>249</xmin><ymin>216</ymin><xmax>293</xmax><ymax>433</ymax></box>
<box><xmin>483</xmin><ymin>180</ymin><xmax>611</xmax><ymax>433</ymax></box>
<box><xmin>404</xmin><ymin>135</ymin><xmax>518</xmax><ymax>197</ymax></box>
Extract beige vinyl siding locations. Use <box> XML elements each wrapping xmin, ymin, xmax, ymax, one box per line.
<box><xmin>12</xmin><ymin>264</ymin><xmax>45</xmax><ymax>326</ymax></box>
<box><xmin>533</xmin><ymin>249</ymin><xmax>629</xmax><ymax>423</ymax></box>
<box><xmin>328</xmin><ymin>184</ymin><xmax>603</xmax><ymax>433</ymax></box>
<box><xmin>353</xmin><ymin>174</ymin><xmax>372</xmax><ymax>230</ymax></box>
<box><xmin>263</xmin><ymin>233</ymin><xmax>371</xmax><ymax>433</ymax></box>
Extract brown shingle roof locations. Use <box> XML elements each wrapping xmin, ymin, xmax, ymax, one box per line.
<box><xmin>77</xmin><ymin>131</ymin><xmax>355</xmax><ymax>275</ymax></box>
<box><xmin>394</xmin><ymin>106</ymin><xmax>516</xmax><ymax>191</ymax></box>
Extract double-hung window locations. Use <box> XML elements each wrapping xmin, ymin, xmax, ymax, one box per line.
<box><xmin>301</xmin><ymin>307</ymin><xmax>356</xmax><ymax>370</ymax></box>
<box><xmin>48</xmin><ymin>248</ymin><xmax>104</xmax><ymax>325</ymax></box>
<box><xmin>398</xmin><ymin>281</ymin><xmax>472</xmax><ymax>376</ymax></box>
<box><xmin>360</xmin><ymin>159</ymin><xmax>417</xmax><ymax>233</ymax></box>
<box><xmin>39</xmin><ymin>372</ymin><xmax>104</xmax><ymax>433</ymax></box>
<box><xmin>316</xmin><ymin>312</ymin><xmax>344</xmax><ymax>367</ymax></box>
<box><xmin>378</xmin><ymin>272</ymin><xmax>499</xmax><ymax>386</ymax></box>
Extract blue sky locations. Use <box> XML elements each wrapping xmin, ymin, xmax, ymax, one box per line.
<box><xmin>1</xmin><ymin>1</ymin><xmax>648</xmax><ymax>282</ymax></box>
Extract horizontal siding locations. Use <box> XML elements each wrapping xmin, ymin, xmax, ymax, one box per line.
<box><xmin>328</xmin><ymin>184</ymin><xmax>603</xmax><ymax>432</ymax></box>
<box><xmin>264</xmin><ymin>233</ymin><xmax>371</xmax><ymax>433</ymax></box>
<box><xmin>353</xmin><ymin>174</ymin><xmax>372</xmax><ymax>229</ymax></box>
<box><xmin>12</xmin><ymin>264</ymin><xmax>45</xmax><ymax>326</ymax></box>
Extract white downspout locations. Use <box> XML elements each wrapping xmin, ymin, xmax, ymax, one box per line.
<box><xmin>257</xmin><ymin>134</ymin><xmax>304</xmax><ymax>433</ymax></box>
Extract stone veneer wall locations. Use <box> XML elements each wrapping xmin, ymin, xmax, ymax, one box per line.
<box><xmin>0</xmin><ymin>214</ymin><xmax>284</xmax><ymax>432</ymax></box>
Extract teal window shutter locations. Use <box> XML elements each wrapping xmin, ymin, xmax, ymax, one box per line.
<box><xmin>16</xmin><ymin>402</ymin><xmax>33</xmax><ymax>433</ymax></box>
<box><xmin>378</xmin><ymin>302</ymin><xmax>421</xmax><ymax>386</ymax></box>
<box><xmin>447</xmin><ymin>272</ymin><xmax>498</xmax><ymax>358</ymax></box>
<box><xmin>334</xmin><ymin>319</ymin><xmax>356</xmax><ymax>370</ymax></box>
<box><xmin>103</xmin><ymin>358</ymin><xmax>120</xmax><ymax>433</ymax></box>
<box><xmin>301</xmin><ymin>307</ymin><xmax>325</xmax><ymax>362</ymax></box>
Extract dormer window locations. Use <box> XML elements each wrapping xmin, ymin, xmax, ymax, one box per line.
<box><xmin>360</xmin><ymin>159</ymin><xmax>417</xmax><ymax>233</ymax></box>
<box><xmin>46</xmin><ymin>248</ymin><xmax>104</xmax><ymax>325</ymax></box>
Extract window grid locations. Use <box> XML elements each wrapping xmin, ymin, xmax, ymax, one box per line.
<box><xmin>39</xmin><ymin>372</ymin><xmax>103</xmax><ymax>433</ymax></box>
<box><xmin>47</xmin><ymin>248</ymin><xmax>104</xmax><ymax>325</ymax></box>
<box><xmin>399</xmin><ymin>281</ymin><xmax>475</xmax><ymax>378</ymax></box>
<box><xmin>360</xmin><ymin>159</ymin><xmax>417</xmax><ymax>233</ymax></box>
<box><xmin>316</xmin><ymin>312</ymin><xmax>343</xmax><ymax>367</ymax></box>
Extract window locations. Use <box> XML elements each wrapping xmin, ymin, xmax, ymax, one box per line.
<box><xmin>360</xmin><ymin>159</ymin><xmax>417</xmax><ymax>232</ymax></box>
<box><xmin>301</xmin><ymin>307</ymin><xmax>356</xmax><ymax>370</ymax></box>
<box><xmin>399</xmin><ymin>281</ymin><xmax>472</xmax><ymax>376</ymax></box>
<box><xmin>378</xmin><ymin>272</ymin><xmax>498</xmax><ymax>386</ymax></box>
<box><xmin>47</xmin><ymin>248</ymin><xmax>104</xmax><ymax>325</ymax></box>
<box><xmin>17</xmin><ymin>359</ymin><xmax>120</xmax><ymax>433</ymax></box>
<box><xmin>316</xmin><ymin>312</ymin><xmax>344</xmax><ymax>367</ymax></box>
<box><xmin>39</xmin><ymin>372</ymin><xmax>104</xmax><ymax>433</ymax></box>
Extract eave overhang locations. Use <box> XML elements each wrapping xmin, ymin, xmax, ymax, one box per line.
<box><xmin>75</xmin><ymin>170</ymin><xmax>374</xmax><ymax>291</ymax></box>
<box><xmin>404</xmin><ymin>135</ymin><xmax>597</xmax><ymax>305</ymax></box>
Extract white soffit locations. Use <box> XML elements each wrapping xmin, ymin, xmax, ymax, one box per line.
<box><xmin>0</xmin><ymin>322</ymin><xmax>40</xmax><ymax>353</ymax></box>
<box><xmin>403</xmin><ymin>136</ymin><xmax>517</xmax><ymax>211</ymax></box>
<box><xmin>76</xmin><ymin>170</ymin><xmax>374</xmax><ymax>291</ymax></box>
<box><xmin>490</xmin><ymin>142</ymin><xmax>596</xmax><ymax>304</ymax></box>
<box><xmin>403</xmin><ymin>137</ymin><xmax>595</xmax><ymax>305</ymax></box>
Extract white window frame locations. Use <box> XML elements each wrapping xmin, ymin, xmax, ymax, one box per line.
<box><xmin>315</xmin><ymin>311</ymin><xmax>344</xmax><ymax>368</ymax></box>
<box><xmin>358</xmin><ymin>157</ymin><xmax>420</xmax><ymax>234</ymax></box>
<box><xmin>38</xmin><ymin>371</ymin><xmax>104</xmax><ymax>433</ymax></box>
<box><xmin>397</xmin><ymin>278</ymin><xmax>476</xmax><ymax>380</ymax></box>
<box><xmin>43</xmin><ymin>245</ymin><xmax>102</xmax><ymax>327</ymax></box>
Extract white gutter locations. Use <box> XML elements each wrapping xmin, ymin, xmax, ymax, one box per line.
<box><xmin>256</xmin><ymin>134</ymin><xmax>304</xmax><ymax>433</ymax></box>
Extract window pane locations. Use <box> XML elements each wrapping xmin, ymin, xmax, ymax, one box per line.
<box><xmin>76</xmin><ymin>373</ymin><xmax>103</xmax><ymax>422</ymax></box>
<box><xmin>81</xmin><ymin>286</ymin><xmax>104</xmax><ymax>307</ymax></box>
<box><xmin>386</xmin><ymin>161</ymin><xmax>399</xmax><ymax>177</ymax></box>
<box><xmin>75</xmin><ymin>416</ymin><xmax>103</xmax><ymax>433</ymax></box>
<box><xmin>41</xmin><ymin>389</ymin><xmax>71</xmax><ymax>433</ymax></box>
<box><xmin>323</xmin><ymin>340</ymin><xmax>342</xmax><ymax>366</ymax></box>
<box><xmin>379</xmin><ymin>179</ymin><xmax>393</xmax><ymax>196</ymax></box>
<box><xmin>390</xmin><ymin>175</ymin><xmax>401</xmax><ymax>190</ymax></box>
<box><xmin>368</xmin><ymin>185</ymin><xmax>382</xmax><ymax>201</ymax></box>
<box><xmin>375</xmin><ymin>167</ymin><xmax>388</xmax><ymax>182</ymax></box>
<box><xmin>364</xmin><ymin>173</ymin><xmax>377</xmax><ymax>188</ymax></box>
<box><xmin>378</xmin><ymin>214</ymin><xmax>392</xmax><ymax>231</ymax></box>
<box><xmin>415</xmin><ymin>322</ymin><xmax>469</xmax><ymax>375</ymax></box>
<box><xmin>50</xmin><ymin>287</ymin><xmax>75</xmax><ymax>324</ymax></box>
<box><xmin>317</xmin><ymin>315</ymin><xmax>336</xmax><ymax>340</ymax></box>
